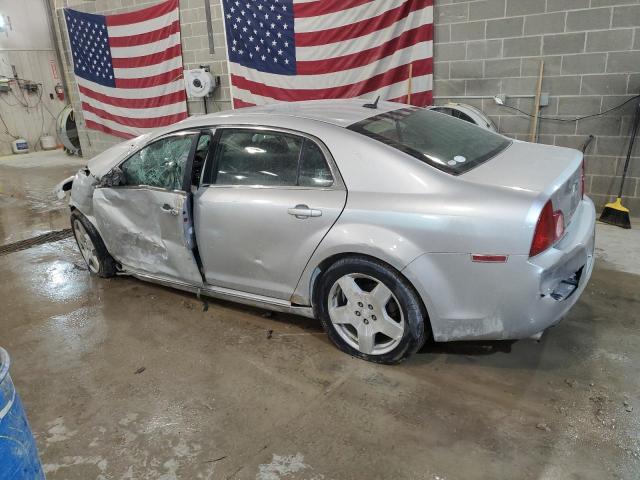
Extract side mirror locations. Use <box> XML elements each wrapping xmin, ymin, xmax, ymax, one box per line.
<box><xmin>98</xmin><ymin>166</ymin><xmax>125</xmax><ymax>187</ymax></box>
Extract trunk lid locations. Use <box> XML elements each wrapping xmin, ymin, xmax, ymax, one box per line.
<box><xmin>461</xmin><ymin>140</ymin><xmax>583</xmax><ymax>225</ymax></box>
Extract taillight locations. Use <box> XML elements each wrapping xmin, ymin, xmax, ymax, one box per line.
<box><xmin>530</xmin><ymin>200</ymin><xmax>565</xmax><ymax>257</ymax></box>
<box><xmin>580</xmin><ymin>159</ymin><xmax>585</xmax><ymax>199</ymax></box>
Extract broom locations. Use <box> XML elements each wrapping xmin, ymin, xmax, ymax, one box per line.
<box><xmin>599</xmin><ymin>101</ymin><xmax>640</xmax><ymax>229</ymax></box>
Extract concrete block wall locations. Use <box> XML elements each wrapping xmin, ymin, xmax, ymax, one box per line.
<box><xmin>49</xmin><ymin>0</ymin><xmax>232</xmax><ymax>158</ymax></box>
<box><xmin>50</xmin><ymin>0</ymin><xmax>640</xmax><ymax>212</ymax></box>
<box><xmin>434</xmin><ymin>0</ymin><xmax>640</xmax><ymax>212</ymax></box>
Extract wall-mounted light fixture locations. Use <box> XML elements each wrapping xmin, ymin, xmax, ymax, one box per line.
<box><xmin>0</xmin><ymin>14</ymin><xmax>12</xmax><ymax>35</ymax></box>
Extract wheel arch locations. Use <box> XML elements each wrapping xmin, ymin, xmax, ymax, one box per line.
<box><xmin>306</xmin><ymin>252</ymin><xmax>432</xmax><ymax>338</ymax></box>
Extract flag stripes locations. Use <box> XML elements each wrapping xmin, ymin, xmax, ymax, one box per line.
<box><xmin>223</xmin><ymin>0</ymin><xmax>434</xmax><ymax>108</ymax></box>
<box><xmin>65</xmin><ymin>0</ymin><xmax>187</xmax><ymax>140</ymax></box>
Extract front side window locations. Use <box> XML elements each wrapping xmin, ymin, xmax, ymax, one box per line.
<box><xmin>348</xmin><ymin>108</ymin><xmax>511</xmax><ymax>175</ymax></box>
<box><xmin>211</xmin><ymin>129</ymin><xmax>333</xmax><ymax>187</ymax></box>
<box><xmin>121</xmin><ymin>134</ymin><xmax>195</xmax><ymax>190</ymax></box>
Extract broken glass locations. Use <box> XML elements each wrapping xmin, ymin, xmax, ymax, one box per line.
<box><xmin>120</xmin><ymin>134</ymin><xmax>196</xmax><ymax>190</ymax></box>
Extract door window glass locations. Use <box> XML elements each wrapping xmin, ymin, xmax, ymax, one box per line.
<box><xmin>298</xmin><ymin>140</ymin><xmax>333</xmax><ymax>188</ymax></box>
<box><xmin>214</xmin><ymin>130</ymin><xmax>302</xmax><ymax>186</ymax></box>
<box><xmin>121</xmin><ymin>134</ymin><xmax>195</xmax><ymax>190</ymax></box>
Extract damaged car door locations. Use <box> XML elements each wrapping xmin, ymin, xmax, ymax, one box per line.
<box><xmin>194</xmin><ymin>127</ymin><xmax>347</xmax><ymax>300</ymax></box>
<box><xmin>92</xmin><ymin>132</ymin><xmax>203</xmax><ymax>283</ymax></box>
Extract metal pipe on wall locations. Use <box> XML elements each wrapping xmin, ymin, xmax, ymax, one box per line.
<box><xmin>43</xmin><ymin>0</ymin><xmax>71</xmax><ymax>103</ymax></box>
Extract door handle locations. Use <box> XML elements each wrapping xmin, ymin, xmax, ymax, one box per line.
<box><xmin>161</xmin><ymin>203</ymin><xmax>180</xmax><ymax>216</ymax></box>
<box><xmin>288</xmin><ymin>204</ymin><xmax>322</xmax><ymax>219</ymax></box>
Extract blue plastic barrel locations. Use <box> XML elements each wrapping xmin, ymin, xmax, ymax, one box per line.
<box><xmin>0</xmin><ymin>347</ymin><xmax>45</xmax><ymax>479</ymax></box>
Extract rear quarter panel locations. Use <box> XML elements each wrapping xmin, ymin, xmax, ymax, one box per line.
<box><xmin>292</xmin><ymin>135</ymin><xmax>540</xmax><ymax>305</ymax></box>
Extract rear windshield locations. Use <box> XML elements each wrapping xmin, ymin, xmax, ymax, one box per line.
<box><xmin>347</xmin><ymin>107</ymin><xmax>511</xmax><ymax>175</ymax></box>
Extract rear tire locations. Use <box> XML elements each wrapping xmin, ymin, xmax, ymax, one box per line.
<box><xmin>70</xmin><ymin>211</ymin><xmax>116</xmax><ymax>278</ymax></box>
<box><xmin>316</xmin><ymin>256</ymin><xmax>428</xmax><ymax>364</ymax></box>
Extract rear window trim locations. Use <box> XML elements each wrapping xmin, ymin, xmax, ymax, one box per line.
<box><xmin>347</xmin><ymin>107</ymin><xmax>512</xmax><ymax>176</ymax></box>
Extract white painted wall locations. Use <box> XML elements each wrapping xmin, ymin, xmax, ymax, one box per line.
<box><xmin>0</xmin><ymin>1</ymin><xmax>53</xmax><ymax>51</ymax></box>
<box><xmin>0</xmin><ymin>0</ymin><xmax>67</xmax><ymax>156</ymax></box>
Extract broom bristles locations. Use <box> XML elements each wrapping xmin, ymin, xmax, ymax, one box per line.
<box><xmin>599</xmin><ymin>197</ymin><xmax>631</xmax><ymax>229</ymax></box>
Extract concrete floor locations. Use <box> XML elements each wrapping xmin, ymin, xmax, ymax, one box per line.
<box><xmin>1</xmin><ymin>150</ymin><xmax>639</xmax><ymax>480</ymax></box>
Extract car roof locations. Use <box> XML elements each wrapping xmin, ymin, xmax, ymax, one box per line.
<box><xmin>176</xmin><ymin>98</ymin><xmax>406</xmax><ymax>129</ymax></box>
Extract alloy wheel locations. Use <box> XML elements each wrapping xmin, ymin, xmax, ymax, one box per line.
<box><xmin>328</xmin><ymin>273</ymin><xmax>405</xmax><ymax>355</ymax></box>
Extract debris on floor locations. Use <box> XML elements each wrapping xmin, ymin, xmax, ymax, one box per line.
<box><xmin>535</xmin><ymin>423</ymin><xmax>551</xmax><ymax>432</ymax></box>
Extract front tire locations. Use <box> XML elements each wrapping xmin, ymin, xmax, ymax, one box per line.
<box><xmin>71</xmin><ymin>211</ymin><xmax>116</xmax><ymax>278</ymax></box>
<box><xmin>316</xmin><ymin>256</ymin><xmax>428</xmax><ymax>364</ymax></box>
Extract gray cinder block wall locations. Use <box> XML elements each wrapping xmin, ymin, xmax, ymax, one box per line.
<box><xmin>51</xmin><ymin>0</ymin><xmax>640</xmax><ymax>212</ymax></box>
<box><xmin>434</xmin><ymin>0</ymin><xmax>640</xmax><ymax>212</ymax></box>
<box><xmin>49</xmin><ymin>0</ymin><xmax>231</xmax><ymax>158</ymax></box>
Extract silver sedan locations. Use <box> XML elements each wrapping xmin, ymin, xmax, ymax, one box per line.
<box><xmin>59</xmin><ymin>99</ymin><xmax>596</xmax><ymax>364</ymax></box>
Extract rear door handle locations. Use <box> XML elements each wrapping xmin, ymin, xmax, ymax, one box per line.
<box><xmin>288</xmin><ymin>204</ymin><xmax>322</xmax><ymax>219</ymax></box>
<box><xmin>161</xmin><ymin>203</ymin><xmax>179</xmax><ymax>216</ymax></box>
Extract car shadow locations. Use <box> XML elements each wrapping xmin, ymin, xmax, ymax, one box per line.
<box><xmin>418</xmin><ymin>339</ymin><xmax>517</xmax><ymax>356</ymax></box>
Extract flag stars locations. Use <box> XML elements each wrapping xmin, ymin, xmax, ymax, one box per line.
<box><xmin>224</xmin><ymin>0</ymin><xmax>294</xmax><ymax>72</ymax></box>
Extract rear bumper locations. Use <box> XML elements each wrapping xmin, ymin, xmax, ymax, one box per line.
<box><xmin>402</xmin><ymin>197</ymin><xmax>596</xmax><ymax>342</ymax></box>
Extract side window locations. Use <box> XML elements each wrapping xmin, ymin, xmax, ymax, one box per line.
<box><xmin>214</xmin><ymin>130</ymin><xmax>302</xmax><ymax>186</ymax></box>
<box><xmin>298</xmin><ymin>140</ymin><xmax>333</xmax><ymax>187</ymax></box>
<box><xmin>121</xmin><ymin>134</ymin><xmax>195</xmax><ymax>190</ymax></box>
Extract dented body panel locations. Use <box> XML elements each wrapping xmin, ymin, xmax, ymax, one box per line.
<box><xmin>403</xmin><ymin>198</ymin><xmax>596</xmax><ymax>341</ymax></box>
<box><xmin>93</xmin><ymin>188</ymin><xmax>202</xmax><ymax>284</ymax></box>
<box><xmin>63</xmin><ymin>99</ymin><xmax>596</xmax><ymax>343</ymax></box>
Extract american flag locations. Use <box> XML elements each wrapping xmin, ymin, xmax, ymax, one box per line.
<box><xmin>222</xmin><ymin>0</ymin><xmax>434</xmax><ymax>108</ymax></box>
<box><xmin>64</xmin><ymin>0</ymin><xmax>187</xmax><ymax>140</ymax></box>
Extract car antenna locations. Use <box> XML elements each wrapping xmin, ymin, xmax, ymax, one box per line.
<box><xmin>363</xmin><ymin>96</ymin><xmax>380</xmax><ymax>109</ymax></box>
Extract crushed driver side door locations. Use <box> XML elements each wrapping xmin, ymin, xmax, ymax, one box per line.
<box><xmin>92</xmin><ymin>132</ymin><xmax>203</xmax><ymax>284</ymax></box>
